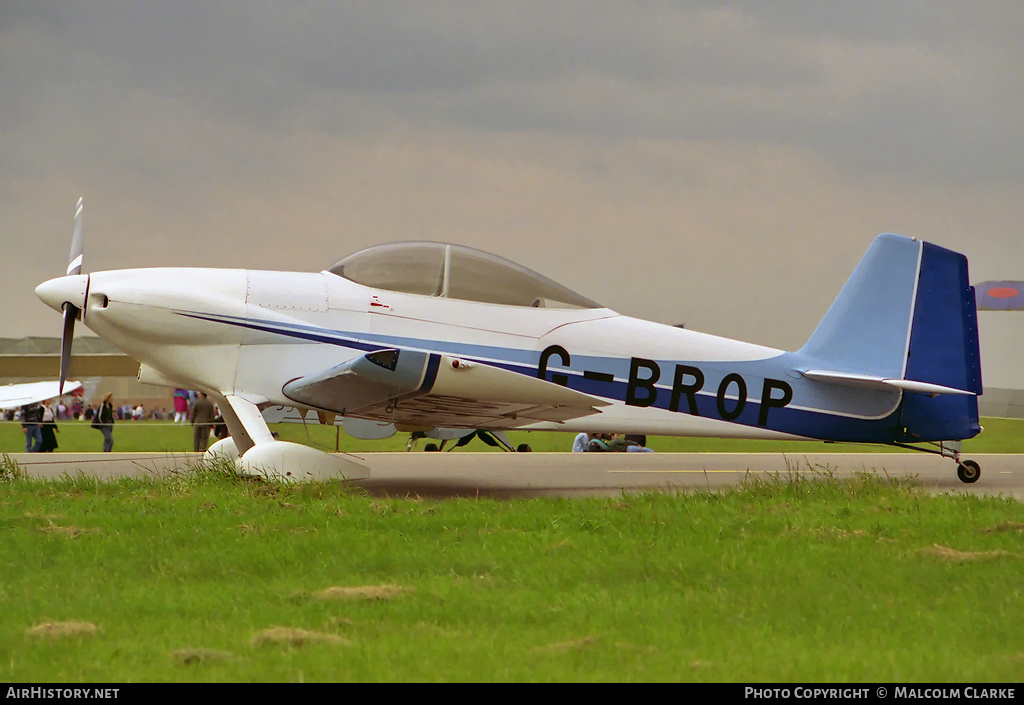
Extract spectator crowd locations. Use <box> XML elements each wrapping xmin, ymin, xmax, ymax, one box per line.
<box><xmin>5</xmin><ymin>388</ymin><xmax>227</xmax><ymax>453</ymax></box>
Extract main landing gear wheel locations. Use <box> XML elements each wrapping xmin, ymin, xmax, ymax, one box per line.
<box><xmin>956</xmin><ymin>459</ymin><xmax>980</xmax><ymax>484</ymax></box>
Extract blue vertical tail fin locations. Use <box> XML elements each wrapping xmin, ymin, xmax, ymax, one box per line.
<box><xmin>798</xmin><ymin>234</ymin><xmax>982</xmax><ymax>442</ymax></box>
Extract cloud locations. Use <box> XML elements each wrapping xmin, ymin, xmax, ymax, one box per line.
<box><xmin>5</xmin><ymin>2</ymin><xmax>1022</xmax><ymax>184</ymax></box>
<box><xmin>1</xmin><ymin>1</ymin><xmax>1021</xmax><ymax>358</ymax></box>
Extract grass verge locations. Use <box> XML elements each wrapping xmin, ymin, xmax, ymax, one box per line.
<box><xmin>1</xmin><ymin>466</ymin><xmax>1021</xmax><ymax>682</ymax></box>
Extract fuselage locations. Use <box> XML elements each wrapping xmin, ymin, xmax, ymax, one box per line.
<box><xmin>36</xmin><ymin>265</ymin><xmax>912</xmax><ymax>443</ymax></box>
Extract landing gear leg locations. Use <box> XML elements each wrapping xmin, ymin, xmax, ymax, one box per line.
<box><xmin>220</xmin><ymin>394</ymin><xmax>369</xmax><ymax>481</ymax></box>
<box><xmin>936</xmin><ymin>441</ymin><xmax>981</xmax><ymax>484</ymax></box>
<box><xmin>895</xmin><ymin>439</ymin><xmax>981</xmax><ymax>484</ymax></box>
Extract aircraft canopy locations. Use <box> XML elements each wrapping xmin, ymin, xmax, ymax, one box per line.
<box><xmin>327</xmin><ymin>242</ymin><xmax>600</xmax><ymax>309</ymax></box>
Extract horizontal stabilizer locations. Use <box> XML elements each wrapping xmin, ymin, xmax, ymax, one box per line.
<box><xmin>802</xmin><ymin>369</ymin><xmax>975</xmax><ymax>396</ymax></box>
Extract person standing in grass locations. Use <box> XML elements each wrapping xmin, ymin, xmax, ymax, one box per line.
<box><xmin>20</xmin><ymin>403</ymin><xmax>43</xmax><ymax>452</ymax></box>
<box><xmin>173</xmin><ymin>388</ymin><xmax>190</xmax><ymax>425</ymax></box>
<box><xmin>190</xmin><ymin>392</ymin><xmax>216</xmax><ymax>453</ymax></box>
<box><xmin>39</xmin><ymin>402</ymin><xmax>59</xmax><ymax>452</ymax></box>
<box><xmin>96</xmin><ymin>393</ymin><xmax>116</xmax><ymax>452</ymax></box>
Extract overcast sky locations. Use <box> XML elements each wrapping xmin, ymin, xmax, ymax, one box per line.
<box><xmin>3</xmin><ymin>2</ymin><xmax>1022</xmax><ymax>363</ymax></box>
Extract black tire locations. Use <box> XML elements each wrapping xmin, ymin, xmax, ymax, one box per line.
<box><xmin>957</xmin><ymin>459</ymin><xmax>980</xmax><ymax>484</ymax></box>
<box><xmin>516</xmin><ymin>443</ymin><xmax>532</xmax><ymax>452</ymax></box>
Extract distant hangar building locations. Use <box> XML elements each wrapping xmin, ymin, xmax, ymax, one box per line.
<box><xmin>0</xmin><ymin>336</ymin><xmax>172</xmax><ymax>410</ymax></box>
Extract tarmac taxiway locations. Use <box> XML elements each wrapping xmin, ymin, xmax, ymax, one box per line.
<box><xmin>7</xmin><ymin>451</ymin><xmax>1022</xmax><ymax>499</ymax></box>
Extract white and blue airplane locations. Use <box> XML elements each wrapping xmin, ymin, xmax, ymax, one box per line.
<box><xmin>35</xmin><ymin>200</ymin><xmax>984</xmax><ymax>482</ymax></box>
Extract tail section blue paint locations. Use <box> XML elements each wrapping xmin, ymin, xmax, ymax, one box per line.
<box><xmin>896</xmin><ymin>241</ymin><xmax>982</xmax><ymax>442</ymax></box>
<box><xmin>799</xmin><ymin>234</ymin><xmax>920</xmax><ymax>379</ymax></box>
<box><xmin>799</xmin><ymin>234</ymin><xmax>982</xmax><ymax>443</ymax></box>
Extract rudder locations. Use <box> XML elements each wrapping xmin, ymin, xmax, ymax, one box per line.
<box><xmin>896</xmin><ymin>241</ymin><xmax>982</xmax><ymax>442</ymax></box>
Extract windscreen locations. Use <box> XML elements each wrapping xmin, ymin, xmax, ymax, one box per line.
<box><xmin>328</xmin><ymin>242</ymin><xmax>445</xmax><ymax>296</ymax></box>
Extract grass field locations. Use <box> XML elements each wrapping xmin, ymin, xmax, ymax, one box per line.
<box><xmin>0</xmin><ymin>466</ymin><xmax>1021</xmax><ymax>682</ymax></box>
<box><xmin>3</xmin><ymin>416</ymin><xmax>1023</xmax><ymax>455</ymax></box>
<box><xmin>1</xmin><ymin>417</ymin><xmax>1020</xmax><ymax>682</ymax></box>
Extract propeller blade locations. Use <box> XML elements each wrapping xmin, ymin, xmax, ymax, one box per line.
<box><xmin>59</xmin><ymin>304</ymin><xmax>78</xmax><ymax>396</ymax></box>
<box><xmin>59</xmin><ymin>198</ymin><xmax>84</xmax><ymax>395</ymax></box>
<box><xmin>67</xmin><ymin>197</ymin><xmax>84</xmax><ymax>276</ymax></box>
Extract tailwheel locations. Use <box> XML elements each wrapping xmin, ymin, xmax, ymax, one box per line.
<box><xmin>956</xmin><ymin>459</ymin><xmax>980</xmax><ymax>484</ymax></box>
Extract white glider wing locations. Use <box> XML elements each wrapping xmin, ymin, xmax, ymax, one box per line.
<box><xmin>281</xmin><ymin>348</ymin><xmax>609</xmax><ymax>430</ymax></box>
<box><xmin>0</xmin><ymin>380</ymin><xmax>83</xmax><ymax>410</ymax></box>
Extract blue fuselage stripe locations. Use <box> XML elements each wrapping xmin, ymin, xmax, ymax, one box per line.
<box><xmin>176</xmin><ymin>310</ymin><xmax>908</xmax><ymax>443</ymax></box>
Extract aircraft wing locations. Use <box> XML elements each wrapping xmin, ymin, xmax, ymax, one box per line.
<box><xmin>281</xmin><ymin>348</ymin><xmax>609</xmax><ymax>430</ymax></box>
<box><xmin>0</xmin><ymin>380</ymin><xmax>83</xmax><ymax>410</ymax></box>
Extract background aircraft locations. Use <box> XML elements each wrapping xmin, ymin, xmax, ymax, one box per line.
<box><xmin>0</xmin><ymin>380</ymin><xmax>83</xmax><ymax>411</ymax></box>
<box><xmin>35</xmin><ymin>200</ymin><xmax>984</xmax><ymax>482</ymax></box>
<box><xmin>973</xmin><ymin>280</ymin><xmax>1024</xmax><ymax>420</ymax></box>
<box><xmin>975</xmin><ymin>281</ymin><xmax>1024</xmax><ymax>311</ymax></box>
